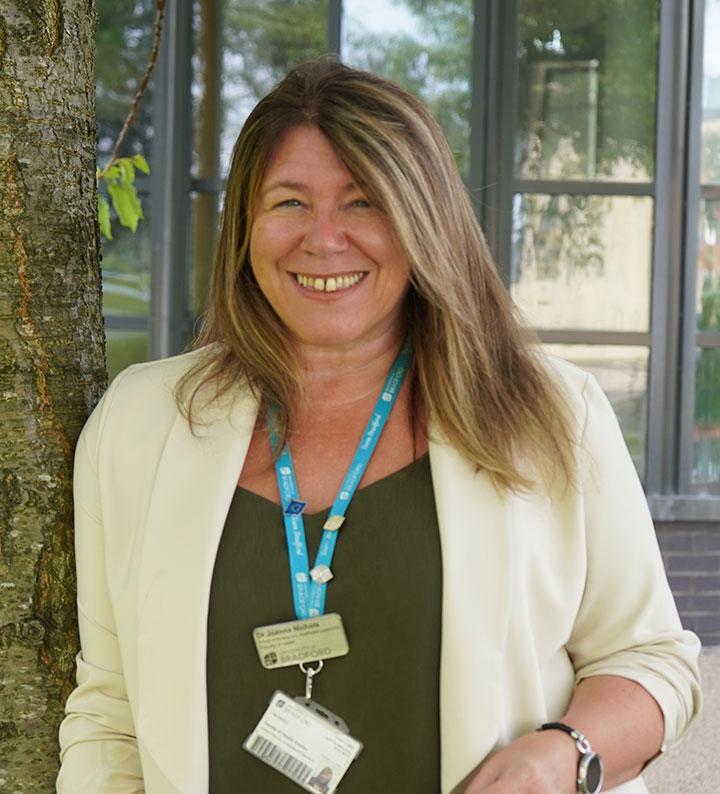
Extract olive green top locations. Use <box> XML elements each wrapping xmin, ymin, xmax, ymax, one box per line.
<box><xmin>206</xmin><ymin>453</ymin><xmax>442</xmax><ymax>792</ymax></box>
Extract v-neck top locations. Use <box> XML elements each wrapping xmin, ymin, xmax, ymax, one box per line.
<box><xmin>206</xmin><ymin>452</ymin><xmax>442</xmax><ymax>792</ymax></box>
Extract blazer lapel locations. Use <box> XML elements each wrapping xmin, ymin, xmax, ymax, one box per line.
<box><xmin>430</xmin><ymin>436</ymin><xmax>512</xmax><ymax>793</ymax></box>
<box><xmin>135</xmin><ymin>388</ymin><xmax>259</xmax><ymax>794</ymax></box>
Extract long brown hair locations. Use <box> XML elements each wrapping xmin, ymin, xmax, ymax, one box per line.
<box><xmin>178</xmin><ymin>58</ymin><xmax>575</xmax><ymax>492</ymax></box>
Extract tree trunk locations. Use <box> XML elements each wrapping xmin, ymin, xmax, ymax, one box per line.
<box><xmin>0</xmin><ymin>1</ymin><xmax>105</xmax><ymax>788</ymax></box>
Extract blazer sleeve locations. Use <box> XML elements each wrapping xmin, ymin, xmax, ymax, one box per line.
<box><xmin>564</xmin><ymin>373</ymin><xmax>702</xmax><ymax>754</ymax></box>
<box><xmin>57</xmin><ymin>370</ymin><xmax>144</xmax><ymax>793</ymax></box>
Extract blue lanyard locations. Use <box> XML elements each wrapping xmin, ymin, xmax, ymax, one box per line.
<box><xmin>270</xmin><ymin>340</ymin><xmax>412</xmax><ymax>619</ymax></box>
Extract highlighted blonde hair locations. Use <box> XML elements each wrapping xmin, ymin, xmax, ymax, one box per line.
<box><xmin>178</xmin><ymin>58</ymin><xmax>574</xmax><ymax>492</ymax></box>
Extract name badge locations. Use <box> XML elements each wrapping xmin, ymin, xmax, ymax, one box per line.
<box><xmin>244</xmin><ymin>691</ymin><xmax>363</xmax><ymax>792</ymax></box>
<box><xmin>253</xmin><ymin>613</ymin><xmax>349</xmax><ymax>669</ymax></box>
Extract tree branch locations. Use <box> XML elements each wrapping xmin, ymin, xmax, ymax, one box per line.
<box><xmin>98</xmin><ymin>0</ymin><xmax>166</xmax><ymax>180</ymax></box>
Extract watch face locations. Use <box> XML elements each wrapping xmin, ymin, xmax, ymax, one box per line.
<box><xmin>580</xmin><ymin>752</ymin><xmax>604</xmax><ymax>794</ymax></box>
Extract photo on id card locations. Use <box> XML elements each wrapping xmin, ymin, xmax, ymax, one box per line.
<box><xmin>243</xmin><ymin>691</ymin><xmax>363</xmax><ymax>793</ymax></box>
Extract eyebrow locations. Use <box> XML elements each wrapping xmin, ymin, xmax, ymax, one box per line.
<box><xmin>260</xmin><ymin>180</ymin><xmax>359</xmax><ymax>198</ymax></box>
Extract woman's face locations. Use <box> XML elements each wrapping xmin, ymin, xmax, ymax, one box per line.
<box><xmin>249</xmin><ymin>125</ymin><xmax>411</xmax><ymax>351</ymax></box>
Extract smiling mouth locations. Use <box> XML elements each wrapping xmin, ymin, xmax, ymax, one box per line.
<box><xmin>292</xmin><ymin>271</ymin><xmax>367</xmax><ymax>293</ymax></box>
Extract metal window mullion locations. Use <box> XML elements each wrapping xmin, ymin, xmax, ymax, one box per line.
<box><xmin>191</xmin><ymin>177</ymin><xmax>225</xmax><ymax>193</ymax></box>
<box><xmin>697</xmin><ymin>334</ymin><xmax>720</xmax><ymax>348</ymax></box>
<box><xmin>482</xmin><ymin>0</ymin><xmax>518</xmax><ymax>283</ymax></box>
<box><xmin>468</xmin><ymin>0</ymin><xmax>491</xmax><ymax>224</ymax></box>
<box><xmin>701</xmin><ymin>184</ymin><xmax>720</xmax><ymax>200</ymax></box>
<box><xmin>535</xmin><ymin>330</ymin><xmax>651</xmax><ymax>346</ymax></box>
<box><xmin>512</xmin><ymin>179</ymin><xmax>655</xmax><ymax>197</ymax></box>
<box><xmin>328</xmin><ymin>0</ymin><xmax>342</xmax><ymax>55</ymax></box>
<box><xmin>677</xmin><ymin>0</ymin><xmax>707</xmax><ymax>493</ymax></box>
<box><xmin>150</xmin><ymin>0</ymin><xmax>193</xmax><ymax>360</ymax></box>
<box><xmin>103</xmin><ymin>316</ymin><xmax>150</xmax><ymax>331</ymax></box>
<box><xmin>645</xmin><ymin>0</ymin><xmax>693</xmax><ymax>495</ymax></box>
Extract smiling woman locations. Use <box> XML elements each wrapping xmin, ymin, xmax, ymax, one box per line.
<box><xmin>58</xmin><ymin>59</ymin><xmax>700</xmax><ymax>794</ymax></box>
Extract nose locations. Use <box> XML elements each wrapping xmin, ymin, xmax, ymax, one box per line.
<box><xmin>300</xmin><ymin>209</ymin><xmax>349</xmax><ymax>257</ymax></box>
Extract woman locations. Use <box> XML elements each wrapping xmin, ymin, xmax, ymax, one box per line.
<box><xmin>58</xmin><ymin>59</ymin><xmax>701</xmax><ymax>793</ymax></box>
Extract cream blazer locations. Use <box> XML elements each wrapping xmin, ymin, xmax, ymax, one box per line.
<box><xmin>57</xmin><ymin>349</ymin><xmax>701</xmax><ymax>794</ymax></box>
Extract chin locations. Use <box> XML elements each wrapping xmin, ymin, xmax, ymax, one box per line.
<box><xmin>287</xmin><ymin>319</ymin><xmax>387</xmax><ymax>351</ymax></box>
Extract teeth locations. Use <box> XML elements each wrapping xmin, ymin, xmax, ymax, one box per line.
<box><xmin>294</xmin><ymin>272</ymin><xmax>365</xmax><ymax>292</ymax></box>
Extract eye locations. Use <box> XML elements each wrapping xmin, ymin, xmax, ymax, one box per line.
<box><xmin>349</xmin><ymin>198</ymin><xmax>372</xmax><ymax>209</ymax></box>
<box><xmin>275</xmin><ymin>198</ymin><xmax>303</xmax><ymax>208</ymax></box>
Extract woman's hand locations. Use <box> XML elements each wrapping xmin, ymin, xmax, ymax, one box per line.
<box><xmin>464</xmin><ymin>729</ymin><xmax>578</xmax><ymax>793</ymax></box>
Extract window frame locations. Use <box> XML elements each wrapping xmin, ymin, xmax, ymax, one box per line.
<box><xmin>141</xmin><ymin>0</ymin><xmax>719</xmax><ymax>520</ymax></box>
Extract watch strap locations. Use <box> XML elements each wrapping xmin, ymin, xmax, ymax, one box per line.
<box><xmin>539</xmin><ymin>721</ymin><xmax>593</xmax><ymax>754</ymax></box>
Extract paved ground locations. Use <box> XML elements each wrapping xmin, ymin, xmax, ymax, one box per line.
<box><xmin>643</xmin><ymin>648</ymin><xmax>719</xmax><ymax>793</ymax></box>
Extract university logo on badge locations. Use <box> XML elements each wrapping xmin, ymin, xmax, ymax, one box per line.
<box><xmin>263</xmin><ymin>652</ymin><xmax>278</xmax><ymax>666</ymax></box>
<box><xmin>284</xmin><ymin>499</ymin><xmax>307</xmax><ymax>515</ymax></box>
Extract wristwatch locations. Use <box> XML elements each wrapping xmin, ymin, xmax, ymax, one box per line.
<box><xmin>538</xmin><ymin>722</ymin><xmax>604</xmax><ymax>794</ymax></box>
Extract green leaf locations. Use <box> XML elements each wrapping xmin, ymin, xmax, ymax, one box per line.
<box><xmin>118</xmin><ymin>158</ymin><xmax>135</xmax><ymax>185</ymax></box>
<box><xmin>108</xmin><ymin>181</ymin><xmax>143</xmax><ymax>232</ymax></box>
<box><xmin>98</xmin><ymin>194</ymin><xmax>112</xmax><ymax>240</ymax></box>
<box><xmin>104</xmin><ymin>163</ymin><xmax>121</xmax><ymax>181</ymax></box>
<box><xmin>132</xmin><ymin>153</ymin><xmax>151</xmax><ymax>175</ymax></box>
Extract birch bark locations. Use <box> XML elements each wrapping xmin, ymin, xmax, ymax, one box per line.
<box><xmin>0</xmin><ymin>1</ymin><xmax>105</xmax><ymax>788</ymax></box>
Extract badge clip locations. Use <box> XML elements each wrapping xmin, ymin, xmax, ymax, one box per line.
<box><xmin>310</xmin><ymin>564</ymin><xmax>333</xmax><ymax>583</ymax></box>
<box><xmin>323</xmin><ymin>515</ymin><xmax>345</xmax><ymax>532</ymax></box>
<box><xmin>300</xmin><ymin>659</ymin><xmax>323</xmax><ymax>702</ymax></box>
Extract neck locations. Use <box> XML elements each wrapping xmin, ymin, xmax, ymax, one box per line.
<box><xmin>295</xmin><ymin>326</ymin><xmax>406</xmax><ymax>409</ymax></box>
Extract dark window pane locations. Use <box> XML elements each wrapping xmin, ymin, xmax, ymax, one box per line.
<box><xmin>193</xmin><ymin>0</ymin><xmax>328</xmax><ymax>180</ymax></box>
<box><xmin>693</xmin><ymin>347</ymin><xmax>720</xmax><ymax>493</ymax></box>
<box><xmin>511</xmin><ymin>194</ymin><xmax>653</xmax><ymax>331</ymax></box>
<box><xmin>542</xmin><ymin>344</ymin><xmax>648</xmax><ymax>479</ymax></box>
<box><xmin>342</xmin><ymin>0</ymin><xmax>473</xmax><ymax>179</ymax></box>
<box><xmin>698</xmin><ymin>199</ymin><xmax>720</xmax><ymax>333</ymax></box>
<box><xmin>517</xmin><ymin>0</ymin><xmax>659</xmax><ymax>182</ymax></box>
<box><xmin>101</xmin><ymin>197</ymin><xmax>151</xmax><ymax>317</ymax></box>
<box><xmin>106</xmin><ymin>329</ymin><xmax>150</xmax><ymax>382</ymax></box>
<box><xmin>190</xmin><ymin>191</ymin><xmax>221</xmax><ymax>318</ymax></box>
<box><xmin>96</xmin><ymin>0</ymin><xmax>156</xmax><ymax>165</ymax></box>
<box><xmin>193</xmin><ymin>0</ymin><xmax>223</xmax><ymax>181</ymax></box>
<box><xmin>701</xmin><ymin>0</ymin><xmax>720</xmax><ymax>185</ymax></box>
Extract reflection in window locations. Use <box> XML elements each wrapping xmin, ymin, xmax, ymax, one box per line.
<box><xmin>193</xmin><ymin>0</ymin><xmax>222</xmax><ymax>182</ymax></box>
<box><xmin>516</xmin><ymin>0</ymin><xmax>659</xmax><ymax>182</ymax></box>
<box><xmin>694</xmin><ymin>348</ymin><xmax>720</xmax><ymax>493</ymax></box>
<box><xmin>511</xmin><ymin>194</ymin><xmax>652</xmax><ymax>332</ymax></box>
<box><xmin>209</xmin><ymin>0</ymin><xmax>328</xmax><ymax>178</ymax></box>
<box><xmin>701</xmin><ymin>0</ymin><xmax>720</xmax><ymax>185</ymax></box>
<box><xmin>342</xmin><ymin>0</ymin><xmax>473</xmax><ymax>178</ymax></box>
<box><xmin>101</xmin><ymin>199</ymin><xmax>152</xmax><ymax>318</ymax></box>
<box><xmin>106</xmin><ymin>329</ymin><xmax>150</xmax><ymax>383</ymax></box>
<box><xmin>542</xmin><ymin>344</ymin><xmax>648</xmax><ymax>478</ymax></box>
<box><xmin>96</xmin><ymin>0</ymin><xmax>156</xmax><ymax>166</ymax></box>
<box><xmin>698</xmin><ymin>200</ymin><xmax>720</xmax><ymax>333</ymax></box>
<box><xmin>190</xmin><ymin>192</ymin><xmax>221</xmax><ymax>317</ymax></box>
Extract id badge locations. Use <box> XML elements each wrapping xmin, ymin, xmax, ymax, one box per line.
<box><xmin>244</xmin><ymin>691</ymin><xmax>363</xmax><ymax>792</ymax></box>
<box><xmin>253</xmin><ymin>613</ymin><xmax>349</xmax><ymax>669</ymax></box>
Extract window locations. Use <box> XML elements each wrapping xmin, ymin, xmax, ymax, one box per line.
<box><xmin>97</xmin><ymin>0</ymin><xmax>720</xmax><ymax>518</ymax></box>
<box><xmin>686</xmin><ymin>0</ymin><xmax>720</xmax><ymax>494</ymax></box>
<box><xmin>96</xmin><ymin>0</ymin><xmax>155</xmax><ymax>379</ymax></box>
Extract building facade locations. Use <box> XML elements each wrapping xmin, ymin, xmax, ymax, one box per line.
<box><xmin>97</xmin><ymin>0</ymin><xmax>720</xmax><ymax>644</ymax></box>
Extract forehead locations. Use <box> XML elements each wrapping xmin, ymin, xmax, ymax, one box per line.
<box><xmin>260</xmin><ymin>125</ymin><xmax>355</xmax><ymax>188</ymax></box>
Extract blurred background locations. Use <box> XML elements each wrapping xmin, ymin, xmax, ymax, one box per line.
<box><xmin>96</xmin><ymin>0</ymin><xmax>720</xmax><ymax>642</ymax></box>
